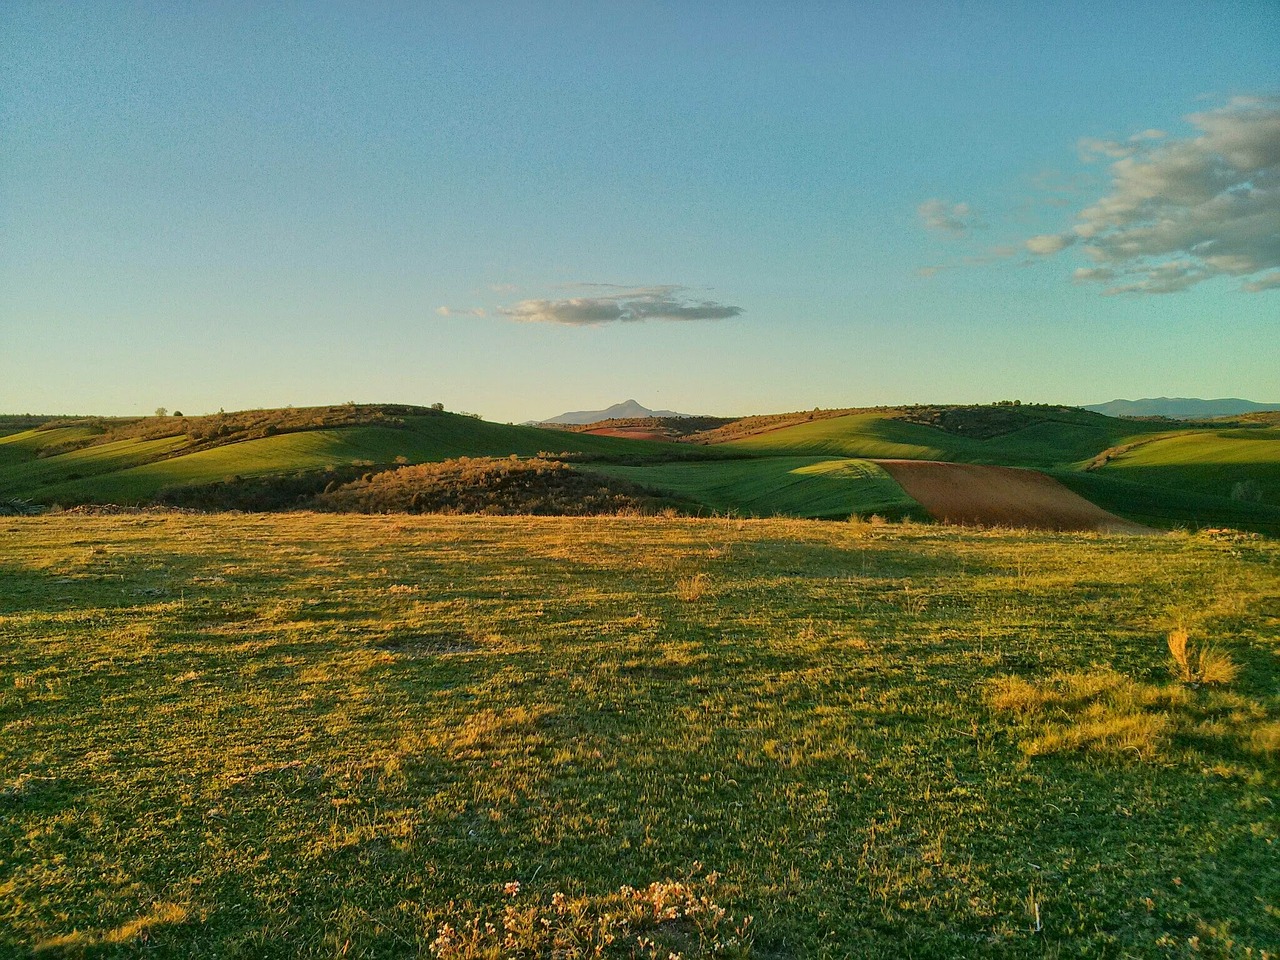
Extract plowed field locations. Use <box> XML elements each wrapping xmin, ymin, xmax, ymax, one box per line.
<box><xmin>876</xmin><ymin>459</ymin><xmax>1153</xmax><ymax>532</ymax></box>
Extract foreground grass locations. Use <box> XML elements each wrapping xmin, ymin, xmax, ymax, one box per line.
<box><xmin>1</xmin><ymin>515</ymin><xmax>1277</xmax><ymax>957</ymax></box>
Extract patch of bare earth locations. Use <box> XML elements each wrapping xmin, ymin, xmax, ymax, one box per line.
<box><xmin>876</xmin><ymin>460</ymin><xmax>1155</xmax><ymax>533</ymax></box>
<box><xmin>580</xmin><ymin>426</ymin><xmax>675</xmax><ymax>442</ymax></box>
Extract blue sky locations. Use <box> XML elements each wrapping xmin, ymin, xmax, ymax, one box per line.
<box><xmin>2</xmin><ymin>1</ymin><xmax>1277</xmax><ymax>421</ymax></box>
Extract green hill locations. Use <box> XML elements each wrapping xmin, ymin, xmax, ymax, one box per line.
<box><xmin>1094</xmin><ymin>426</ymin><xmax>1280</xmax><ymax>506</ymax></box>
<box><xmin>0</xmin><ymin>409</ymin><xmax>675</xmax><ymax>506</ymax></box>
<box><xmin>714</xmin><ymin>405</ymin><xmax>1174</xmax><ymax>469</ymax></box>
<box><xmin>586</xmin><ymin>457</ymin><xmax>927</xmax><ymax>520</ymax></box>
<box><xmin>3</xmin><ymin>402</ymin><xmax>1278</xmax><ymax>535</ymax></box>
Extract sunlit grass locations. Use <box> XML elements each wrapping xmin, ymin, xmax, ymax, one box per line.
<box><xmin>0</xmin><ymin>513</ymin><xmax>1277</xmax><ymax>957</ymax></box>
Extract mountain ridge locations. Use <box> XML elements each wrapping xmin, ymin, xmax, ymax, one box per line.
<box><xmin>1084</xmin><ymin>397</ymin><xmax>1280</xmax><ymax>419</ymax></box>
<box><xmin>538</xmin><ymin>399</ymin><xmax>699</xmax><ymax>425</ymax></box>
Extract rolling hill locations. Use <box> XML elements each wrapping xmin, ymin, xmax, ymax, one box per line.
<box><xmin>3</xmin><ymin>401</ymin><xmax>1279</xmax><ymax>535</ymax></box>
<box><xmin>0</xmin><ymin>406</ymin><xmax>677</xmax><ymax>506</ymax></box>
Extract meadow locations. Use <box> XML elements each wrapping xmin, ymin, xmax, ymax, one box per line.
<box><xmin>2</xmin><ymin>513</ymin><xmax>1277</xmax><ymax>957</ymax></box>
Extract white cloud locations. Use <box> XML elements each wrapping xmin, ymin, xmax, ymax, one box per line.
<box><xmin>917</xmin><ymin>198</ymin><xmax>981</xmax><ymax>235</ymax></box>
<box><xmin>436</xmin><ymin>306</ymin><xmax>486</xmax><ymax>317</ymax></box>
<box><xmin>497</xmin><ymin>285</ymin><xmax>743</xmax><ymax>326</ymax></box>
<box><xmin>1026</xmin><ymin>233</ymin><xmax>1077</xmax><ymax>255</ymax></box>
<box><xmin>1042</xmin><ymin>94</ymin><xmax>1280</xmax><ymax>294</ymax></box>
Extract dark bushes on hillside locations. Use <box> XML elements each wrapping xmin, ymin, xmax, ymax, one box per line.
<box><xmin>314</xmin><ymin>457</ymin><xmax>690</xmax><ymax>516</ymax></box>
<box><xmin>154</xmin><ymin>465</ymin><xmax>373</xmax><ymax>512</ymax></box>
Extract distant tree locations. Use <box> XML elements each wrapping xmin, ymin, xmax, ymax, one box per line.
<box><xmin>172</xmin><ymin>410</ymin><xmax>183</xmax><ymax>417</ymax></box>
<box><xmin>431</xmin><ymin>402</ymin><xmax>445</xmax><ymax>411</ymax></box>
<box><xmin>155</xmin><ymin>407</ymin><xmax>168</xmax><ymax>417</ymax></box>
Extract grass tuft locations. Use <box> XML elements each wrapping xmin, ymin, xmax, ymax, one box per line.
<box><xmin>675</xmin><ymin>572</ymin><xmax>711</xmax><ymax>602</ymax></box>
<box><xmin>1167</xmin><ymin>626</ymin><xmax>1239</xmax><ymax>686</ymax></box>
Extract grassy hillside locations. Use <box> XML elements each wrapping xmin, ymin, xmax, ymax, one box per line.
<box><xmin>0</xmin><ymin>425</ymin><xmax>108</xmax><ymax>467</ymax></box>
<box><xmin>0</xmin><ymin>413</ymin><xmax>673</xmax><ymax>506</ymax></box>
<box><xmin>586</xmin><ymin>457</ymin><xmax>928</xmax><ymax>520</ymax></box>
<box><xmin>1054</xmin><ymin>471</ymin><xmax>1280</xmax><ymax>537</ymax></box>
<box><xmin>717</xmin><ymin>406</ymin><xmax>1174</xmax><ymax>469</ymax></box>
<box><xmin>2</xmin><ymin>514</ymin><xmax>1276</xmax><ymax>956</ymax></box>
<box><xmin>4</xmin><ymin>404</ymin><xmax>1278</xmax><ymax>535</ymax></box>
<box><xmin>1096</xmin><ymin>425</ymin><xmax>1280</xmax><ymax>506</ymax></box>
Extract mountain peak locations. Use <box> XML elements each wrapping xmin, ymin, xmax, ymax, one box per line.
<box><xmin>539</xmin><ymin>399</ymin><xmax>696</xmax><ymax>425</ymax></box>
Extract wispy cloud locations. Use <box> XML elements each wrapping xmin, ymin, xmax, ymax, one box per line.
<box><xmin>1039</xmin><ymin>94</ymin><xmax>1280</xmax><ymax>294</ymax></box>
<box><xmin>917</xmin><ymin>198</ymin><xmax>981</xmax><ymax>235</ymax></box>
<box><xmin>497</xmin><ymin>285</ymin><xmax>744</xmax><ymax>326</ymax></box>
<box><xmin>436</xmin><ymin>306</ymin><xmax>486</xmax><ymax>317</ymax></box>
<box><xmin>1242</xmin><ymin>270</ymin><xmax>1280</xmax><ymax>293</ymax></box>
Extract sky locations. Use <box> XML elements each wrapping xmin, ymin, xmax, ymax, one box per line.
<box><xmin>2</xmin><ymin>1</ymin><xmax>1277</xmax><ymax>422</ymax></box>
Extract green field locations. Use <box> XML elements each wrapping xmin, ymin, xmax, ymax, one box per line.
<box><xmin>718</xmin><ymin>408</ymin><xmax>1172</xmax><ymax>469</ymax></box>
<box><xmin>1054</xmin><ymin>471</ymin><xmax>1280</xmax><ymax>537</ymax></box>
<box><xmin>586</xmin><ymin>457</ymin><xmax>927</xmax><ymax>520</ymax></box>
<box><xmin>1097</xmin><ymin>427</ymin><xmax>1280</xmax><ymax>506</ymax></box>
<box><xmin>2</xmin><ymin>514</ymin><xmax>1277</xmax><ymax>957</ymax></box>
<box><xmin>4</xmin><ymin>405</ymin><xmax>1280</xmax><ymax>537</ymax></box>
<box><xmin>0</xmin><ymin>415</ymin><xmax>671</xmax><ymax>506</ymax></box>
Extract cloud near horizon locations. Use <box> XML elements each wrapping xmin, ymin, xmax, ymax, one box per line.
<box><xmin>498</xmin><ymin>286</ymin><xmax>744</xmax><ymax>326</ymax></box>
<box><xmin>1031</xmin><ymin>94</ymin><xmax>1280</xmax><ymax>294</ymax></box>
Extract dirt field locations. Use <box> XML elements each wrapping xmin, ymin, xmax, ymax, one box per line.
<box><xmin>580</xmin><ymin>426</ymin><xmax>675</xmax><ymax>442</ymax></box>
<box><xmin>876</xmin><ymin>460</ymin><xmax>1154</xmax><ymax>532</ymax></box>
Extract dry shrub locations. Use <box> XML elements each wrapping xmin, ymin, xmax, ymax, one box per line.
<box><xmin>676</xmin><ymin>573</ymin><xmax>711</xmax><ymax>603</ymax></box>
<box><xmin>1167</xmin><ymin>626</ymin><xmax>1238</xmax><ymax>686</ymax></box>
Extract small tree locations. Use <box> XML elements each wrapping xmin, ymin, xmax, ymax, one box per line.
<box><xmin>155</xmin><ymin>407</ymin><xmax>168</xmax><ymax>417</ymax></box>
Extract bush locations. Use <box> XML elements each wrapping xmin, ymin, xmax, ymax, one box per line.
<box><xmin>314</xmin><ymin>457</ymin><xmax>691</xmax><ymax>517</ymax></box>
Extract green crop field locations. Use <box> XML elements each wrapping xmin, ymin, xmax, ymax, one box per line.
<box><xmin>2</xmin><ymin>513</ymin><xmax>1277</xmax><ymax>957</ymax></box>
<box><xmin>585</xmin><ymin>458</ymin><xmax>928</xmax><ymax>520</ymax></box>
<box><xmin>1097</xmin><ymin>427</ymin><xmax>1280</xmax><ymax>506</ymax></box>
<box><xmin>1054</xmin><ymin>471</ymin><xmax>1280</xmax><ymax>537</ymax></box>
<box><xmin>717</xmin><ymin>408</ymin><xmax>1171</xmax><ymax>470</ymax></box>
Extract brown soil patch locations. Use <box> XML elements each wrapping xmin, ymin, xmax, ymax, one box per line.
<box><xmin>876</xmin><ymin>460</ymin><xmax>1154</xmax><ymax>533</ymax></box>
<box><xmin>580</xmin><ymin>427</ymin><xmax>675</xmax><ymax>442</ymax></box>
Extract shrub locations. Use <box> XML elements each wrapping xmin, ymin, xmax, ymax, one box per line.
<box><xmin>314</xmin><ymin>457</ymin><xmax>691</xmax><ymax>517</ymax></box>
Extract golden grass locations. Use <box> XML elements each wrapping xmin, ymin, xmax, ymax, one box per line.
<box><xmin>35</xmin><ymin>903</ymin><xmax>190</xmax><ymax>952</ymax></box>
<box><xmin>675</xmin><ymin>572</ymin><xmax>711</xmax><ymax>602</ymax></box>
<box><xmin>1168</xmin><ymin>626</ymin><xmax>1239</xmax><ymax>686</ymax></box>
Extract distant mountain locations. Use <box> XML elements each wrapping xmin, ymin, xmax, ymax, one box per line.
<box><xmin>1084</xmin><ymin>398</ymin><xmax>1280</xmax><ymax>420</ymax></box>
<box><xmin>539</xmin><ymin>399</ymin><xmax>698</xmax><ymax>425</ymax></box>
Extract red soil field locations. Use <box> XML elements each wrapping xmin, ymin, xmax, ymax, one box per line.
<box><xmin>876</xmin><ymin>460</ymin><xmax>1154</xmax><ymax>533</ymax></box>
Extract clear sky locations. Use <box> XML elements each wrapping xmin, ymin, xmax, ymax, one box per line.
<box><xmin>3</xmin><ymin>1</ymin><xmax>1277</xmax><ymax>422</ymax></box>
